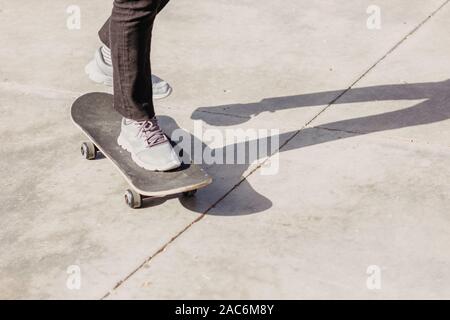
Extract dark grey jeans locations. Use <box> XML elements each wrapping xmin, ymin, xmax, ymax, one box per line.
<box><xmin>98</xmin><ymin>0</ymin><xmax>170</xmax><ymax>121</ymax></box>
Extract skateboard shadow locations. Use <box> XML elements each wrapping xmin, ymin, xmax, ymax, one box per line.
<box><xmin>141</xmin><ymin>193</ymin><xmax>180</xmax><ymax>208</ymax></box>
<box><xmin>156</xmin><ymin>116</ymin><xmax>272</xmax><ymax>214</ymax></box>
<box><xmin>164</xmin><ymin>80</ymin><xmax>450</xmax><ymax>216</ymax></box>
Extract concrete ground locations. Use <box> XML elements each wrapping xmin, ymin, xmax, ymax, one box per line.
<box><xmin>0</xmin><ymin>0</ymin><xmax>449</xmax><ymax>299</ymax></box>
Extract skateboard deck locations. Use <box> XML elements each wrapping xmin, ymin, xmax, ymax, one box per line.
<box><xmin>71</xmin><ymin>92</ymin><xmax>212</xmax><ymax>207</ymax></box>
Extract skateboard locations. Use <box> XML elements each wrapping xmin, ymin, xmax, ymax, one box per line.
<box><xmin>71</xmin><ymin>92</ymin><xmax>212</xmax><ymax>208</ymax></box>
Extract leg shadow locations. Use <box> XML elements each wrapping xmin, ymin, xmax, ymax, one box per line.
<box><xmin>162</xmin><ymin>80</ymin><xmax>450</xmax><ymax>216</ymax></box>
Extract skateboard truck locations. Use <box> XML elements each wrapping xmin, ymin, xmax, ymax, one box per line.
<box><xmin>123</xmin><ymin>188</ymin><xmax>197</xmax><ymax>209</ymax></box>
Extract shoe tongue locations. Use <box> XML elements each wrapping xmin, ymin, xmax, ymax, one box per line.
<box><xmin>124</xmin><ymin>118</ymin><xmax>136</xmax><ymax>125</ymax></box>
<box><xmin>130</xmin><ymin>119</ymin><xmax>153</xmax><ymax>127</ymax></box>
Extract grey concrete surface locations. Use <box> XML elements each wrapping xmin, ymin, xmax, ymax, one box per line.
<box><xmin>110</xmin><ymin>130</ymin><xmax>450</xmax><ymax>299</ymax></box>
<box><xmin>0</xmin><ymin>0</ymin><xmax>449</xmax><ymax>299</ymax></box>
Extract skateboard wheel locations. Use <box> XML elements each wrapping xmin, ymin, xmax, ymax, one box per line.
<box><xmin>124</xmin><ymin>189</ymin><xmax>142</xmax><ymax>209</ymax></box>
<box><xmin>81</xmin><ymin>142</ymin><xmax>97</xmax><ymax>160</ymax></box>
<box><xmin>183</xmin><ymin>190</ymin><xmax>197</xmax><ymax>198</ymax></box>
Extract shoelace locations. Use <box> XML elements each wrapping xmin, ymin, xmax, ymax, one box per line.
<box><xmin>136</xmin><ymin>118</ymin><xmax>168</xmax><ymax>148</ymax></box>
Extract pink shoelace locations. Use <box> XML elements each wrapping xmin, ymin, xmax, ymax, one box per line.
<box><xmin>136</xmin><ymin>118</ymin><xmax>168</xmax><ymax>148</ymax></box>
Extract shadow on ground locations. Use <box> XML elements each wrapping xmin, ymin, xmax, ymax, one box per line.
<box><xmin>162</xmin><ymin>80</ymin><xmax>450</xmax><ymax>215</ymax></box>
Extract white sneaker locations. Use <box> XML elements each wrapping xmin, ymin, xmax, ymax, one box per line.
<box><xmin>85</xmin><ymin>46</ymin><xmax>173</xmax><ymax>100</ymax></box>
<box><xmin>117</xmin><ymin>117</ymin><xmax>181</xmax><ymax>171</ymax></box>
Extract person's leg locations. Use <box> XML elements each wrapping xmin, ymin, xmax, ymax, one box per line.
<box><xmin>105</xmin><ymin>0</ymin><xmax>162</xmax><ymax>120</ymax></box>
<box><xmin>98</xmin><ymin>0</ymin><xmax>170</xmax><ymax>46</ymax></box>
<box><xmin>94</xmin><ymin>0</ymin><xmax>180</xmax><ymax>171</ymax></box>
<box><xmin>90</xmin><ymin>0</ymin><xmax>172</xmax><ymax>100</ymax></box>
